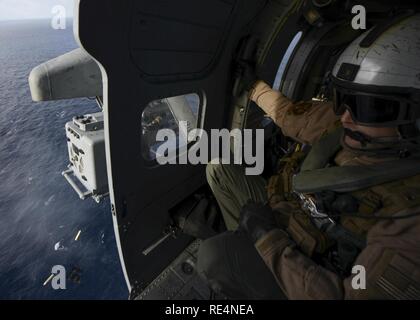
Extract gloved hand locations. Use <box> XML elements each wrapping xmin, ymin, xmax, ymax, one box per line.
<box><xmin>238</xmin><ymin>202</ymin><xmax>278</xmax><ymax>244</ymax></box>
<box><xmin>236</xmin><ymin>59</ymin><xmax>258</xmax><ymax>94</ymax></box>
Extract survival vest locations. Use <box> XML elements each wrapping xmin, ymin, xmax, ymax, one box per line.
<box><xmin>268</xmin><ymin>126</ymin><xmax>420</xmax><ymax>276</ymax></box>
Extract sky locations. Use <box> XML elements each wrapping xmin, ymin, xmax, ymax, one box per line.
<box><xmin>0</xmin><ymin>0</ymin><xmax>74</xmax><ymax>21</ymax></box>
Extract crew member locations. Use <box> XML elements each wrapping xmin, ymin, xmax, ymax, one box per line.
<box><xmin>197</xmin><ymin>13</ymin><xmax>420</xmax><ymax>299</ymax></box>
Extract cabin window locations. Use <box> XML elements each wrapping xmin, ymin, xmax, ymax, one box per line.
<box><xmin>273</xmin><ymin>31</ymin><xmax>303</xmax><ymax>91</ymax></box>
<box><xmin>141</xmin><ymin>93</ymin><xmax>201</xmax><ymax>161</ymax></box>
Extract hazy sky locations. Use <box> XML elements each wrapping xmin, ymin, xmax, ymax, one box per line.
<box><xmin>0</xmin><ymin>0</ymin><xmax>74</xmax><ymax>21</ymax></box>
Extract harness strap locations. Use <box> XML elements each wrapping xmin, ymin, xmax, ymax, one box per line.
<box><xmin>293</xmin><ymin>157</ymin><xmax>420</xmax><ymax>193</ymax></box>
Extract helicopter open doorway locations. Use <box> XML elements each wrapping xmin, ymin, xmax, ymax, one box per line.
<box><xmin>29</xmin><ymin>0</ymin><xmax>420</xmax><ymax>299</ymax></box>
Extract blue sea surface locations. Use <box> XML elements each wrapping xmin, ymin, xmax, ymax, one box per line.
<box><xmin>0</xmin><ymin>19</ymin><xmax>127</xmax><ymax>299</ymax></box>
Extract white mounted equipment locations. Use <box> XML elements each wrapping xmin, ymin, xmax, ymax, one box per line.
<box><xmin>63</xmin><ymin>113</ymin><xmax>108</xmax><ymax>202</ymax></box>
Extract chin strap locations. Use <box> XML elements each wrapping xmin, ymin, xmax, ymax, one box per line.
<box><xmin>343</xmin><ymin>128</ymin><xmax>373</xmax><ymax>148</ymax></box>
<box><xmin>342</xmin><ymin>128</ymin><xmax>420</xmax><ymax>158</ymax></box>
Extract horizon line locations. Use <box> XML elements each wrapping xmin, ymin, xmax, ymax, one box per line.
<box><xmin>0</xmin><ymin>17</ymin><xmax>74</xmax><ymax>23</ymax></box>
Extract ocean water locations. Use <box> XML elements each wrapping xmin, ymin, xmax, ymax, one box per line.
<box><xmin>0</xmin><ymin>19</ymin><xmax>127</xmax><ymax>299</ymax></box>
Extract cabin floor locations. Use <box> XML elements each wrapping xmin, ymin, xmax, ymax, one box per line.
<box><xmin>135</xmin><ymin>190</ymin><xmax>227</xmax><ymax>300</ymax></box>
<box><xmin>135</xmin><ymin>240</ymin><xmax>221</xmax><ymax>300</ymax></box>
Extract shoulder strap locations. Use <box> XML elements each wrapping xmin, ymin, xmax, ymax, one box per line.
<box><xmin>293</xmin><ymin>156</ymin><xmax>420</xmax><ymax>193</ymax></box>
<box><xmin>299</xmin><ymin>127</ymin><xmax>343</xmax><ymax>172</ymax></box>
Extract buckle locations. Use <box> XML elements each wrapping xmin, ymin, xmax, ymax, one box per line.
<box><xmin>296</xmin><ymin>193</ymin><xmax>336</xmax><ymax>231</ymax></box>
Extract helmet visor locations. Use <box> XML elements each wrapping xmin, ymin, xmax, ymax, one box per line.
<box><xmin>333</xmin><ymin>87</ymin><xmax>416</xmax><ymax>127</ymax></box>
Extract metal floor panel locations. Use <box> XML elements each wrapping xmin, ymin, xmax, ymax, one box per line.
<box><xmin>135</xmin><ymin>240</ymin><xmax>212</xmax><ymax>300</ymax></box>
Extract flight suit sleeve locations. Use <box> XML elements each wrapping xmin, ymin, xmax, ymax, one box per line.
<box><xmin>255</xmin><ymin>213</ymin><xmax>420</xmax><ymax>300</ymax></box>
<box><xmin>249</xmin><ymin>80</ymin><xmax>340</xmax><ymax>145</ymax></box>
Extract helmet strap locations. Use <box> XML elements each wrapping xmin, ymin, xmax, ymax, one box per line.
<box><xmin>341</xmin><ymin>128</ymin><xmax>420</xmax><ymax>158</ymax></box>
<box><xmin>343</xmin><ymin>128</ymin><xmax>371</xmax><ymax>147</ymax></box>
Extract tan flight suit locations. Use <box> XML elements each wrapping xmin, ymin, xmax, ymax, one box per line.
<box><xmin>200</xmin><ymin>80</ymin><xmax>420</xmax><ymax>300</ymax></box>
<box><xmin>248</xmin><ymin>80</ymin><xmax>420</xmax><ymax>299</ymax></box>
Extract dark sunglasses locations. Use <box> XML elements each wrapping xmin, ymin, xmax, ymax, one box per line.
<box><xmin>332</xmin><ymin>87</ymin><xmax>419</xmax><ymax>127</ymax></box>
